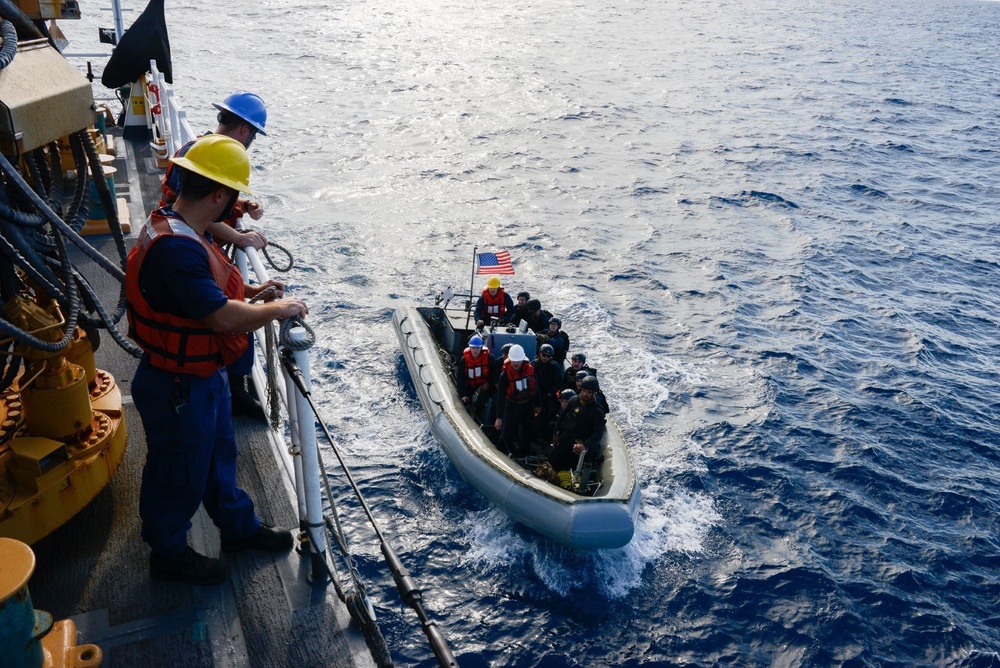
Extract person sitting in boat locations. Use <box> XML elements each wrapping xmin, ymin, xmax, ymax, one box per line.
<box><xmin>160</xmin><ymin>91</ymin><xmax>270</xmax><ymax>253</ymax></box>
<box><xmin>457</xmin><ymin>334</ymin><xmax>492</xmax><ymax>420</ymax></box>
<box><xmin>525</xmin><ymin>298</ymin><xmax>552</xmax><ymax>333</ymax></box>
<box><xmin>574</xmin><ymin>369</ymin><xmax>610</xmax><ymax>414</ymax></box>
<box><xmin>494</xmin><ymin>344</ymin><xmax>540</xmax><ymax>458</ymax></box>
<box><xmin>562</xmin><ymin>352</ymin><xmax>596</xmax><ymax>389</ymax></box>
<box><xmin>510</xmin><ymin>291</ymin><xmax>531</xmax><ymax>327</ymax></box>
<box><xmin>532</xmin><ymin>343</ymin><xmax>563</xmax><ymax>442</ymax></box>
<box><xmin>541</xmin><ymin>317</ymin><xmax>570</xmax><ymax>365</ymax></box>
<box><xmin>549</xmin><ymin>375</ymin><xmax>606</xmax><ymax>476</ymax></box>
<box><xmin>473</xmin><ymin>276</ymin><xmax>515</xmax><ymax>328</ymax></box>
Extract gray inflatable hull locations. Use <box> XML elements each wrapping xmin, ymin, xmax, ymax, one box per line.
<box><xmin>394</xmin><ymin>306</ymin><xmax>640</xmax><ymax>549</ymax></box>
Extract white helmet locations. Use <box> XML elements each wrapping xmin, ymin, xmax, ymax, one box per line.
<box><xmin>508</xmin><ymin>344</ymin><xmax>526</xmax><ymax>362</ymax></box>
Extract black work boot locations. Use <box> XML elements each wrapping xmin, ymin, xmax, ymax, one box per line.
<box><xmin>150</xmin><ymin>547</ymin><xmax>226</xmax><ymax>585</ymax></box>
<box><xmin>229</xmin><ymin>373</ymin><xmax>266</xmax><ymax>421</ymax></box>
<box><xmin>221</xmin><ymin>525</ymin><xmax>294</xmax><ymax>553</ymax></box>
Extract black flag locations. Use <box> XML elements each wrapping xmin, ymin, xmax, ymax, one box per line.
<box><xmin>101</xmin><ymin>0</ymin><xmax>172</xmax><ymax>87</ymax></box>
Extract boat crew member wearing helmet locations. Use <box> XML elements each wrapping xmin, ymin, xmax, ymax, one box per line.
<box><xmin>574</xmin><ymin>369</ymin><xmax>610</xmax><ymax>414</ymax></box>
<box><xmin>126</xmin><ymin>135</ymin><xmax>308</xmax><ymax>585</ymax></box>
<box><xmin>542</xmin><ymin>317</ymin><xmax>570</xmax><ymax>365</ymax></box>
<box><xmin>457</xmin><ymin>334</ymin><xmax>492</xmax><ymax>420</ymax></box>
<box><xmin>494</xmin><ymin>344</ymin><xmax>540</xmax><ymax>458</ymax></box>
<box><xmin>549</xmin><ymin>375</ymin><xmax>606</xmax><ymax>473</ymax></box>
<box><xmin>160</xmin><ymin>91</ymin><xmax>270</xmax><ymax>253</ymax></box>
<box><xmin>562</xmin><ymin>351</ymin><xmax>595</xmax><ymax>390</ymax></box>
<box><xmin>473</xmin><ymin>276</ymin><xmax>515</xmax><ymax>328</ymax></box>
<box><xmin>525</xmin><ymin>298</ymin><xmax>552</xmax><ymax>334</ymax></box>
<box><xmin>532</xmin><ymin>343</ymin><xmax>563</xmax><ymax>443</ymax></box>
<box><xmin>160</xmin><ymin>91</ymin><xmax>272</xmax><ymax>418</ymax></box>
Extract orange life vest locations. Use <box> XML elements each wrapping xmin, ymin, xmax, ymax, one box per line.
<box><xmin>503</xmin><ymin>359</ymin><xmax>536</xmax><ymax>402</ymax></box>
<box><xmin>481</xmin><ymin>288</ymin><xmax>507</xmax><ymax>319</ymax></box>
<box><xmin>462</xmin><ymin>347</ymin><xmax>491</xmax><ymax>389</ymax></box>
<box><xmin>126</xmin><ymin>209</ymin><xmax>247</xmax><ymax>376</ymax></box>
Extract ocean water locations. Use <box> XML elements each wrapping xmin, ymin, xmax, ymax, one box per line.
<box><xmin>64</xmin><ymin>0</ymin><xmax>1000</xmax><ymax>665</ymax></box>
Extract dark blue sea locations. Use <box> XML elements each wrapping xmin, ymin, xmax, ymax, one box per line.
<box><xmin>68</xmin><ymin>0</ymin><xmax>1000</xmax><ymax>664</ymax></box>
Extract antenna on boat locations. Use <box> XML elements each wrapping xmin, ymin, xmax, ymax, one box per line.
<box><xmin>281</xmin><ymin>353</ymin><xmax>459</xmax><ymax>668</ymax></box>
<box><xmin>464</xmin><ymin>245</ymin><xmax>477</xmax><ymax>330</ymax></box>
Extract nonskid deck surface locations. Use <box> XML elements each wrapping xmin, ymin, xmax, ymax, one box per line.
<box><xmin>26</xmin><ymin>135</ymin><xmax>374</xmax><ymax>668</ymax></box>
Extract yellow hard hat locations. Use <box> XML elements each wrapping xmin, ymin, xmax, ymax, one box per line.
<box><xmin>170</xmin><ymin>135</ymin><xmax>252</xmax><ymax>194</ymax></box>
<box><xmin>486</xmin><ymin>276</ymin><xmax>502</xmax><ymax>289</ymax></box>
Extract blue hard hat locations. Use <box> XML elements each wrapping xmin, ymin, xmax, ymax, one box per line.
<box><xmin>469</xmin><ymin>335</ymin><xmax>484</xmax><ymax>347</ymax></box>
<box><xmin>213</xmin><ymin>91</ymin><xmax>268</xmax><ymax>135</ymax></box>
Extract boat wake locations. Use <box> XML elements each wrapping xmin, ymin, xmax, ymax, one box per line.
<box><xmin>457</xmin><ymin>480</ymin><xmax>718</xmax><ymax>600</ymax></box>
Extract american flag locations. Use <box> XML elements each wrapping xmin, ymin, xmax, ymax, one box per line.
<box><xmin>476</xmin><ymin>250</ymin><xmax>514</xmax><ymax>275</ymax></box>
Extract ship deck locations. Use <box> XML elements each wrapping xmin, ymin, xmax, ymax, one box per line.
<box><xmin>26</xmin><ymin>131</ymin><xmax>377</xmax><ymax>668</ymax></box>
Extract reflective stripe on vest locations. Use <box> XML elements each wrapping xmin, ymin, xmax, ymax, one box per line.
<box><xmin>481</xmin><ymin>288</ymin><xmax>506</xmax><ymax>318</ymax></box>
<box><xmin>503</xmin><ymin>359</ymin><xmax>536</xmax><ymax>401</ymax></box>
<box><xmin>463</xmin><ymin>347</ymin><xmax>491</xmax><ymax>388</ymax></box>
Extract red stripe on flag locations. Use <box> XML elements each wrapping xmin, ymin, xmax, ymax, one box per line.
<box><xmin>476</xmin><ymin>250</ymin><xmax>514</xmax><ymax>275</ymax></box>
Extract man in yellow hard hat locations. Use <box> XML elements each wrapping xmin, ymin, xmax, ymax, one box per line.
<box><xmin>126</xmin><ymin>134</ymin><xmax>308</xmax><ymax>585</ymax></box>
<box><xmin>473</xmin><ymin>275</ymin><xmax>515</xmax><ymax>328</ymax></box>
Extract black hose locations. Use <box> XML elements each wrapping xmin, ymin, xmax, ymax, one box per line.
<box><xmin>0</xmin><ymin>2</ymin><xmax>44</xmax><ymax>41</ymax></box>
<box><xmin>0</xmin><ymin>219</ymin><xmax>64</xmax><ymax>298</ymax></box>
<box><xmin>64</xmin><ymin>132</ymin><xmax>90</xmax><ymax>232</ymax></box>
<box><xmin>281</xmin><ymin>352</ymin><xmax>458</xmax><ymax>668</ymax></box>
<box><xmin>70</xmin><ymin>267</ymin><xmax>142</xmax><ymax>357</ymax></box>
<box><xmin>0</xmin><ymin>20</ymin><xmax>18</xmax><ymax>70</ymax></box>
<box><xmin>81</xmin><ymin>130</ymin><xmax>130</xmax><ymax>273</ymax></box>
<box><xmin>0</xmin><ymin>150</ymin><xmax>125</xmax><ymax>282</ymax></box>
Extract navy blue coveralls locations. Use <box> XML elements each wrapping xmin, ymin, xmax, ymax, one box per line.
<box><xmin>132</xmin><ymin>222</ymin><xmax>261</xmax><ymax>557</ymax></box>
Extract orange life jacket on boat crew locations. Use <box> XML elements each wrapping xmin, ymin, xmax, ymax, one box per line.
<box><xmin>481</xmin><ymin>288</ymin><xmax>507</xmax><ymax>319</ymax></box>
<box><xmin>502</xmin><ymin>359</ymin><xmax>536</xmax><ymax>402</ymax></box>
<box><xmin>462</xmin><ymin>347</ymin><xmax>491</xmax><ymax>389</ymax></box>
<box><xmin>126</xmin><ymin>209</ymin><xmax>247</xmax><ymax>376</ymax></box>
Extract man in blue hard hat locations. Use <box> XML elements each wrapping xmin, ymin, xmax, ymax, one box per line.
<box><xmin>160</xmin><ymin>91</ymin><xmax>270</xmax><ymax>252</ymax></box>
<box><xmin>457</xmin><ymin>334</ymin><xmax>492</xmax><ymax>421</ymax></box>
<box><xmin>160</xmin><ymin>91</ymin><xmax>272</xmax><ymax>418</ymax></box>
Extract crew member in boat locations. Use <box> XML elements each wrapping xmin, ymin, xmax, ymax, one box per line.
<box><xmin>549</xmin><ymin>375</ymin><xmax>606</xmax><ymax>473</ymax></box>
<box><xmin>494</xmin><ymin>344</ymin><xmax>540</xmax><ymax>458</ymax></box>
<box><xmin>574</xmin><ymin>369</ymin><xmax>610</xmax><ymax>414</ymax></box>
<box><xmin>126</xmin><ymin>135</ymin><xmax>308</xmax><ymax>585</ymax></box>
<box><xmin>511</xmin><ymin>291</ymin><xmax>531</xmax><ymax>327</ymax></box>
<box><xmin>473</xmin><ymin>275</ymin><xmax>515</xmax><ymax>328</ymax></box>
<box><xmin>562</xmin><ymin>351</ymin><xmax>595</xmax><ymax>389</ymax></box>
<box><xmin>541</xmin><ymin>317</ymin><xmax>570</xmax><ymax>365</ymax></box>
<box><xmin>160</xmin><ymin>91</ymin><xmax>272</xmax><ymax>418</ymax></box>
<box><xmin>532</xmin><ymin>343</ymin><xmax>563</xmax><ymax>444</ymax></box>
<box><xmin>525</xmin><ymin>298</ymin><xmax>552</xmax><ymax>333</ymax></box>
<box><xmin>457</xmin><ymin>334</ymin><xmax>492</xmax><ymax>420</ymax></box>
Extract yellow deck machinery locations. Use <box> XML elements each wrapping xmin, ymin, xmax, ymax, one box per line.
<box><xmin>0</xmin><ymin>8</ymin><xmax>132</xmax><ymax>546</ymax></box>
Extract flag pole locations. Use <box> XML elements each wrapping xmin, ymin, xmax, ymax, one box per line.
<box><xmin>465</xmin><ymin>245</ymin><xmax>477</xmax><ymax>331</ymax></box>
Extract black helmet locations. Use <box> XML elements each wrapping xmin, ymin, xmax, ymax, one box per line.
<box><xmin>580</xmin><ymin>375</ymin><xmax>600</xmax><ymax>391</ymax></box>
<box><xmin>559</xmin><ymin>389</ymin><xmax>577</xmax><ymax>401</ymax></box>
<box><xmin>526</xmin><ymin>298</ymin><xmax>541</xmax><ymax>311</ymax></box>
<box><xmin>549</xmin><ymin>317</ymin><xmax>561</xmax><ymax>327</ymax></box>
<box><xmin>517</xmin><ymin>291</ymin><xmax>530</xmax><ymax>300</ymax></box>
<box><xmin>501</xmin><ymin>343</ymin><xmax>513</xmax><ymax>356</ymax></box>
<box><xmin>539</xmin><ymin>344</ymin><xmax>554</xmax><ymax>356</ymax></box>
<box><xmin>575</xmin><ymin>370</ymin><xmax>590</xmax><ymax>381</ymax></box>
<box><xmin>571</xmin><ymin>352</ymin><xmax>587</xmax><ymax>363</ymax></box>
